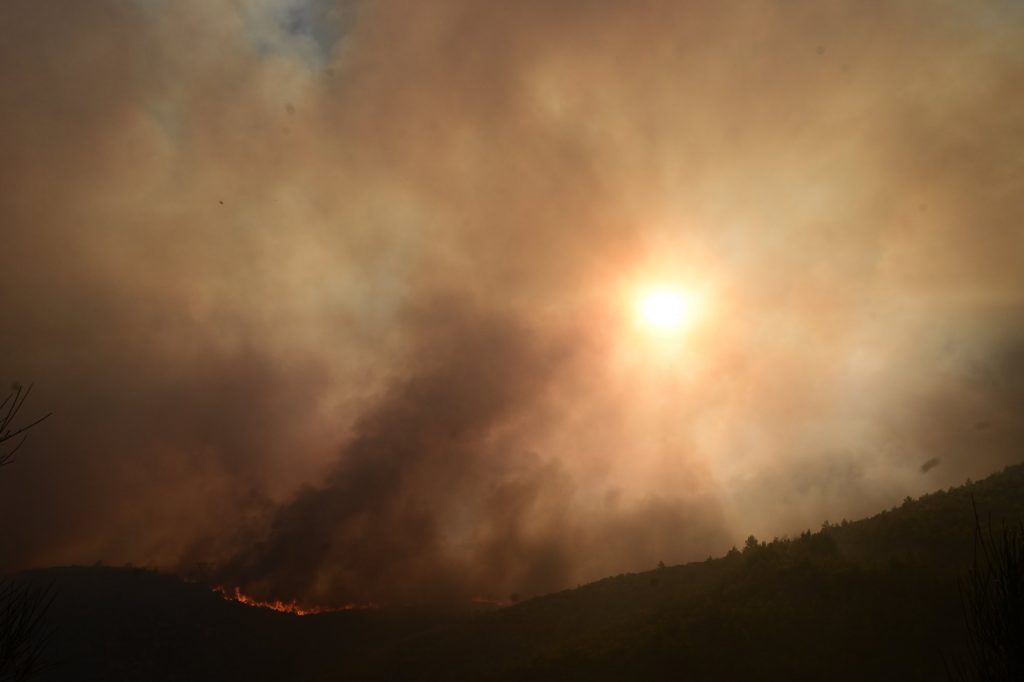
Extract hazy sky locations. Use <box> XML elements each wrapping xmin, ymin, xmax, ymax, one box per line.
<box><xmin>1</xmin><ymin>0</ymin><xmax>1022</xmax><ymax>606</ymax></box>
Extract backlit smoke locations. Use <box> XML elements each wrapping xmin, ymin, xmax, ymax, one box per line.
<box><xmin>0</xmin><ymin>0</ymin><xmax>1021</xmax><ymax>604</ymax></box>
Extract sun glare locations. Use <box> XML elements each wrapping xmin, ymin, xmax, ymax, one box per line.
<box><xmin>634</xmin><ymin>286</ymin><xmax>700</xmax><ymax>333</ymax></box>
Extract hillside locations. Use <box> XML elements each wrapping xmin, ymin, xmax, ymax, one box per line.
<box><xmin>18</xmin><ymin>567</ymin><xmax>448</xmax><ymax>681</ymax></box>
<box><xmin>353</xmin><ymin>463</ymin><xmax>1024</xmax><ymax>681</ymax></box>
<box><xmin>15</xmin><ymin>461</ymin><xmax>1024</xmax><ymax>681</ymax></box>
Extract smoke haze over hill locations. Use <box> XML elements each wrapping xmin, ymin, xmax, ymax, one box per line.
<box><xmin>1</xmin><ymin>0</ymin><xmax>1022</xmax><ymax>604</ymax></box>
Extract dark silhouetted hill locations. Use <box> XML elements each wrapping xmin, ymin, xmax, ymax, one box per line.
<box><xmin>14</xmin><ymin>461</ymin><xmax>1024</xmax><ymax>680</ymax></box>
<box><xmin>17</xmin><ymin>566</ymin><xmax>447</xmax><ymax>681</ymax></box>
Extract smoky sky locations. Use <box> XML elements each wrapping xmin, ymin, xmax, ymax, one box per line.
<box><xmin>1</xmin><ymin>0</ymin><xmax>1022</xmax><ymax>604</ymax></box>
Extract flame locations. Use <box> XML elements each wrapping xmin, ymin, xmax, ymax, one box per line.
<box><xmin>213</xmin><ymin>585</ymin><xmax>377</xmax><ymax>616</ymax></box>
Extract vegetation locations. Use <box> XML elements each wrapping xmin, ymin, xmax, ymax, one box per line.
<box><xmin>946</xmin><ymin>501</ymin><xmax>1024</xmax><ymax>681</ymax></box>
<box><xmin>0</xmin><ymin>582</ymin><xmax>54</xmax><ymax>682</ymax></box>
<box><xmin>351</xmin><ymin>462</ymin><xmax>1024</xmax><ymax>681</ymax></box>
<box><xmin>0</xmin><ymin>384</ymin><xmax>50</xmax><ymax>469</ymax></box>
<box><xmin>0</xmin><ymin>384</ymin><xmax>53</xmax><ymax>682</ymax></box>
<box><xmin>16</xmin><ymin>461</ymin><xmax>1024</xmax><ymax>681</ymax></box>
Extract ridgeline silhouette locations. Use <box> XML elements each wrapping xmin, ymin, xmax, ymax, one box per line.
<box><xmin>17</xmin><ymin>461</ymin><xmax>1024</xmax><ymax>681</ymax></box>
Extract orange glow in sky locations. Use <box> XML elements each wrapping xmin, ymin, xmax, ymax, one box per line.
<box><xmin>634</xmin><ymin>286</ymin><xmax>702</xmax><ymax>334</ymax></box>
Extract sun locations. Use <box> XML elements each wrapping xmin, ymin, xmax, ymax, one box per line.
<box><xmin>634</xmin><ymin>286</ymin><xmax>701</xmax><ymax>333</ymax></box>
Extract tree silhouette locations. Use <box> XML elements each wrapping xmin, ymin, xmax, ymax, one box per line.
<box><xmin>0</xmin><ymin>385</ymin><xmax>50</xmax><ymax>468</ymax></box>
<box><xmin>0</xmin><ymin>581</ymin><xmax>55</xmax><ymax>682</ymax></box>
<box><xmin>0</xmin><ymin>384</ymin><xmax>53</xmax><ymax>681</ymax></box>
<box><xmin>947</xmin><ymin>498</ymin><xmax>1024</xmax><ymax>681</ymax></box>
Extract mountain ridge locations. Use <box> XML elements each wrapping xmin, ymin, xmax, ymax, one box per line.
<box><xmin>17</xmin><ymin>460</ymin><xmax>1024</xmax><ymax>680</ymax></box>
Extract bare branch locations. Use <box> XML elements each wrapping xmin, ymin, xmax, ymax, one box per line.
<box><xmin>0</xmin><ymin>579</ymin><xmax>56</xmax><ymax>681</ymax></box>
<box><xmin>0</xmin><ymin>384</ymin><xmax>51</xmax><ymax>468</ymax></box>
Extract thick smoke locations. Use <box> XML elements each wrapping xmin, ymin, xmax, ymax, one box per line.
<box><xmin>213</xmin><ymin>301</ymin><xmax>580</xmax><ymax>603</ymax></box>
<box><xmin>205</xmin><ymin>300</ymin><xmax>728</xmax><ymax>604</ymax></box>
<box><xmin>0</xmin><ymin>0</ymin><xmax>1022</xmax><ymax>603</ymax></box>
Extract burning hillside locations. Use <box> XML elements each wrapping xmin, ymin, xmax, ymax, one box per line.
<box><xmin>212</xmin><ymin>585</ymin><xmax>377</xmax><ymax>616</ymax></box>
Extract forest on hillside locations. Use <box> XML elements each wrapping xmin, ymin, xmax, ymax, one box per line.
<box><xmin>7</xmin><ymin>462</ymin><xmax>1021</xmax><ymax>681</ymax></box>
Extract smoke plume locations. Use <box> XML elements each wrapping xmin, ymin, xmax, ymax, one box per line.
<box><xmin>0</xmin><ymin>0</ymin><xmax>1022</xmax><ymax>604</ymax></box>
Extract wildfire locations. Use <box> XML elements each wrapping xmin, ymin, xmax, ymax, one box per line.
<box><xmin>213</xmin><ymin>585</ymin><xmax>377</xmax><ymax>616</ymax></box>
